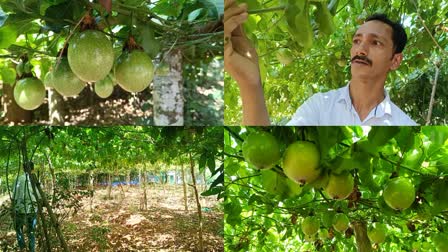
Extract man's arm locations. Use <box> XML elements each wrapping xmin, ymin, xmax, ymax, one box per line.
<box><xmin>224</xmin><ymin>0</ymin><xmax>270</xmax><ymax>125</ymax></box>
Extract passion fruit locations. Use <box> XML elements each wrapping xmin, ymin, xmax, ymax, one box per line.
<box><xmin>242</xmin><ymin>131</ymin><xmax>281</xmax><ymax>170</ymax></box>
<box><xmin>383</xmin><ymin>177</ymin><xmax>415</xmax><ymax>210</ymax></box>
<box><xmin>115</xmin><ymin>51</ymin><xmax>154</xmax><ymax>93</ymax></box>
<box><xmin>68</xmin><ymin>30</ymin><xmax>114</xmax><ymax>82</ymax></box>
<box><xmin>94</xmin><ymin>75</ymin><xmax>114</xmax><ymax>98</ymax></box>
<box><xmin>51</xmin><ymin>58</ymin><xmax>86</xmax><ymax>97</ymax></box>
<box><xmin>283</xmin><ymin>141</ymin><xmax>320</xmax><ymax>185</ymax></box>
<box><xmin>13</xmin><ymin>77</ymin><xmax>46</xmax><ymax>110</ymax></box>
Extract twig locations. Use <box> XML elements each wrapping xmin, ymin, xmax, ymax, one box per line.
<box><xmin>412</xmin><ymin>0</ymin><xmax>447</xmax><ymax>55</ymax></box>
<box><xmin>426</xmin><ymin>64</ymin><xmax>440</xmax><ymax>125</ymax></box>
<box><xmin>55</xmin><ymin>13</ymin><xmax>86</xmax><ymax>71</ymax></box>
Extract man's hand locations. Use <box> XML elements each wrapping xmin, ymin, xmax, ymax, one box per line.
<box><xmin>224</xmin><ymin>0</ymin><xmax>270</xmax><ymax>125</ymax></box>
<box><xmin>224</xmin><ymin>0</ymin><xmax>261</xmax><ymax>86</ymax></box>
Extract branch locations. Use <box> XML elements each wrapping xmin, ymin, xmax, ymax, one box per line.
<box><xmin>412</xmin><ymin>0</ymin><xmax>447</xmax><ymax>55</ymax></box>
<box><xmin>425</xmin><ymin>64</ymin><xmax>440</xmax><ymax>125</ymax></box>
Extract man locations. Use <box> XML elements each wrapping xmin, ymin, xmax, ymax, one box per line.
<box><xmin>13</xmin><ymin>162</ymin><xmax>39</xmax><ymax>252</ymax></box>
<box><xmin>224</xmin><ymin>0</ymin><xmax>417</xmax><ymax>125</ymax></box>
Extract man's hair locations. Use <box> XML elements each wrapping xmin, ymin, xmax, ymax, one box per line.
<box><xmin>365</xmin><ymin>13</ymin><xmax>407</xmax><ymax>54</ymax></box>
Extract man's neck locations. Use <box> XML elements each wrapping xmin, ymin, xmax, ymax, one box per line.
<box><xmin>349</xmin><ymin>77</ymin><xmax>386</xmax><ymax>121</ymax></box>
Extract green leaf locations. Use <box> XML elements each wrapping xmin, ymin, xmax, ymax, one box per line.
<box><xmin>44</xmin><ymin>1</ymin><xmax>76</xmax><ymax>33</ymax></box>
<box><xmin>0</xmin><ymin>25</ymin><xmax>17</xmax><ymax>49</ymax></box>
<box><xmin>137</xmin><ymin>25</ymin><xmax>161</xmax><ymax>59</ymax></box>
<box><xmin>201</xmin><ymin>185</ymin><xmax>223</xmax><ymax>196</ymax></box>
<box><xmin>209</xmin><ymin>173</ymin><xmax>223</xmax><ymax>189</ymax></box>
<box><xmin>207</xmin><ymin>155</ymin><xmax>216</xmax><ymax>173</ymax></box>
<box><xmin>0</xmin><ymin>67</ymin><xmax>16</xmax><ymax>84</ymax></box>
<box><xmin>187</xmin><ymin>8</ymin><xmax>206</xmax><ymax>21</ymax></box>
<box><xmin>368</xmin><ymin>127</ymin><xmax>400</xmax><ymax>147</ymax></box>
<box><xmin>199</xmin><ymin>153</ymin><xmax>207</xmax><ymax>170</ymax></box>
<box><xmin>198</xmin><ymin>0</ymin><xmax>219</xmax><ymax>19</ymax></box>
<box><xmin>394</xmin><ymin>127</ymin><xmax>417</xmax><ymax>153</ymax></box>
<box><xmin>152</xmin><ymin>0</ymin><xmax>186</xmax><ymax>17</ymax></box>
<box><xmin>423</xmin><ymin>126</ymin><xmax>448</xmax><ymax>146</ymax></box>
<box><xmin>317</xmin><ymin>126</ymin><xmax>347</xmax><ymax>160</ymax></box>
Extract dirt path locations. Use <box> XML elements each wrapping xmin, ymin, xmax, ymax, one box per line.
<box><xmin>1</xmin><ymin>185</ymin><xmax>223</xmax><ymax>251</ymax></box>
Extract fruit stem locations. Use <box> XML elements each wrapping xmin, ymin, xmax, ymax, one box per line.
<box><xmin>248</xmin><ymin>5</ymin><xmax>286</xmax><ymax>15</ymax></box>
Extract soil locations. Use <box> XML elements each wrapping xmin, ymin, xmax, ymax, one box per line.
<box><xmin>0</xmin><ymin>184</ymin><xmax>223</xmax><ymax>251</ymax></box>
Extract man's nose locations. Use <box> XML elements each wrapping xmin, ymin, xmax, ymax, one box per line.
<box><xmin>356</xmin><ymin>41</ymin><xmax>368</xmax><ymax>56</ymax></box>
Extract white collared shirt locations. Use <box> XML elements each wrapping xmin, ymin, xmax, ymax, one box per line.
<box><xmin>286</xmin><ymin>84</ymin><xmax>417</xmax><ymax>126</ymax></box>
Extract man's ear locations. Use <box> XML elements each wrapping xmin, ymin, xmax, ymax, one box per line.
<box><xmin>390</xmin><ymin>53</ymin><xmax>403</xmax><ymax>70</ymax></box>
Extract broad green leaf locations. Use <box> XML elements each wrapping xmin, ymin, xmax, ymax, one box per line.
<box><xmin>0</xmin><ymin>67</ymin><xmax>16</xmax><ymax>84</ymax></box>
<box><xmin>368</xmin><ymin>127</ymin><xmax>400</xmax><ymax>148</ymax></box>
<box><xmin>0</xmin><ymin>25</ymin><xmax>17</xmax><ymax>49</ymax></box>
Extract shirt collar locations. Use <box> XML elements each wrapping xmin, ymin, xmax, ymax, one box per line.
<box><xmin>337</xmin><ymin>82</ymin><xmax>392</xmax><ymax>117</ymax></box>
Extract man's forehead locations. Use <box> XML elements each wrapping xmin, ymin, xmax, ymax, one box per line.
<box><xmin>355</xmin><ymin>20</ymin><xmax>393</xmax><ymax>40</ymax></box>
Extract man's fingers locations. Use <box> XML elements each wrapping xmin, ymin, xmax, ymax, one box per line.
<box><xmin>224</xmin><ymin>3</ymin><xmax>248</xmax><ymax>23</ymax></box>
<box><xmin>224</xmin><ymin>0</ymin><xmax>236</xmax><ymax>10</ymax></box>
<box><xmin>224</xmin><ymin>13</ymin><xmax>248</xmax><ymax>38</ymax></box>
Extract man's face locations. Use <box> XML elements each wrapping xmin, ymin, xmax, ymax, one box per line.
<box><xmin>350</xmin><ymin>20</ymin><xmax>402</xmax><ymax>80</ymax></box>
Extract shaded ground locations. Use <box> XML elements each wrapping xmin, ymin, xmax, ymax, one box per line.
<box><xmin>0</xmin><ymin>184</ymin><xmax>223</xmax><ymax>251</ymax></box>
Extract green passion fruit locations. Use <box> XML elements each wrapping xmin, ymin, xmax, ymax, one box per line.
<box><xmin>383</xmin><ymin>177</ymin><xmax>415</xmax><ymax>210</ymax></box>
<box><xmin>324</xmin><ymin>172</ymin><xmax>354</xmax><ymax>200</ymax></box>
<box><xmin>333</xmin><ymin>213</ymin><xmax>349</xmax><ymax>233</ymax></box>
<box><xmin>368</xmin><ymin>223</ymin><xmax>387</xmax><ymax>244</ymax></box>
<box><xmin>283</xmin><ymin>141</ymin><xmax>320</xmax><ymax>185</ymax></box>
<box><xmin>115</xmin><ymin>51</ymin><xmax>154</xmax><ymax>93</ymax></box>
<box><xmin>242</xmin><ymin>131</ymin><xmax>281</xmax><ymax>170</ymax></box>
<box><xmin>13</xmin><ymin>77</ymin><xmax>46</xmax><ymax>110</ymax></box>
<box><xmin>301</xmin><ymin>216</ymin><xmax>320</xmax><ymax>236</ymax></box>
<box><xmin>51</xmin><ymin>58</ymin><xmax>86</xmax><ymax>97</ymax></box>
<box><xmin>68</xmin><ymin>30</ymin><xmax>114</xmax><ymax>82</ymax></box>
<box><xmin>95</xmin><ymin>75</ymin><xmax>114</xmax><ymax>98</ymax></box>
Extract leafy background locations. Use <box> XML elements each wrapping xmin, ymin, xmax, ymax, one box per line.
<box><xmin>224</xmin><ymin>0</ymin><xmax>448</xmax><ymax>125</ymax></box>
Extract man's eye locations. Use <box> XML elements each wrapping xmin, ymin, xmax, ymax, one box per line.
<box><xmin>353</xmin><ymin>39</ymin><xmax>360</xmax><ymax>44</ymax></box>
<box><xmin>373</xmin><ymin>40</ymin><xmax>382</xmax><ymax>45</ymax></box>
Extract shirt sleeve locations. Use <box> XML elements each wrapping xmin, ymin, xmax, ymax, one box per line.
<box><xmin>286</xmin><ymin>93</ymin><xmax>321</xmax><ymax>126</ymax></box>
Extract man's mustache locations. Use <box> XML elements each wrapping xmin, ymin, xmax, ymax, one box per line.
<box><xmin>351</xmin><ymin>55</ymin><xmax>372</xmax><ymax>66</ymax></box>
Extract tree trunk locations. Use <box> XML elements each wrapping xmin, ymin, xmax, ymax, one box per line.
<box><xmin>107</xmin><ymin>173</ymin><xmax>112</xmax><ymax>200</ymax></box>
<box><xmin>181</xmin><ymin>162</ymin><xmax>188</xmax><ymax>212</ymax></box>
<box><xmin>48</xmin><ymin>89</ymin><xmax>65</xmax><ymax>124</ymax></box>
<box><xmin>126</xmin><ymin>171</ymin><xmax>131</xmax><ymax>191</ymax></box>
<box><xmin>153</xmin><ymin>49</ymin><xmax>184</xmax><ymax>126</ymax></box>
<box><xmin>89</xmin><ymin>170</ymin><xmax>94</xmax><ymax>212</ymax></box>
<box><xmin>189</xmin><ymin>152</ymin><xmax>204</xmax><ymax>252</ymax></box>
<box><xmin>140</xmin><ymin>167</ymin><xmax>148</xmax><ymax>210</ymax></box>
<box><xmin>353</xmin><ymin>221</ymin><xmax>372</xmax><ymax>252</ymax></box>
<box><xmin>2</xmin><ymin>81</ymin><xmax>32</xmax><ymax>123</ymax></box>
<box><xmin>29</xmin><ymin>172</ymin><xmax>69</xmax><ymax>252</ymax></box>
<box><xmin>203</xmin><ymin>170</ymin><xmax>207</xmax><ymax>191</ymax></box>
<box><xmin>44</xmin><ymin>152</ymin><xmax>57</xmax><ymax>206</ymax></box>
